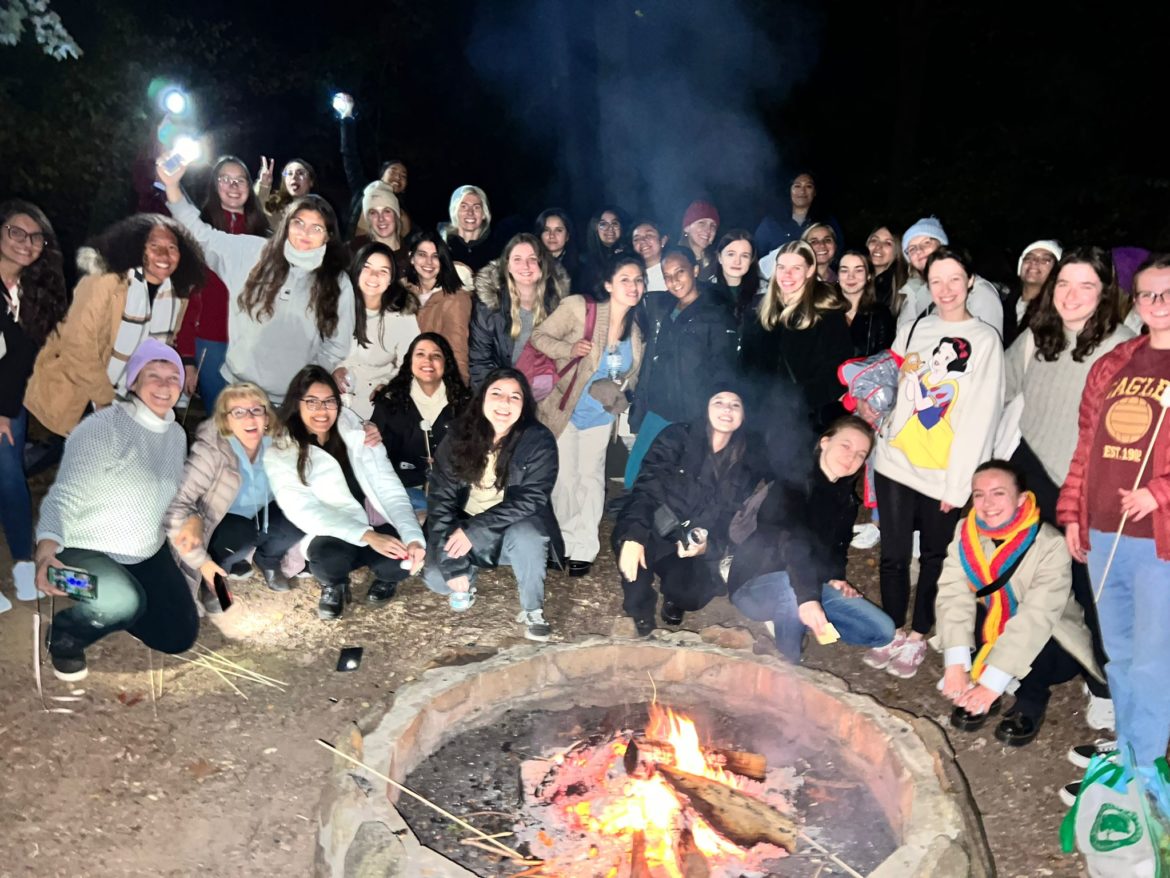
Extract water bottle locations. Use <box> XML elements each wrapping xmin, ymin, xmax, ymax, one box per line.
<box><xmin>605</xmin><ymin>344</ymin><xmax>622</xmax><ymax>382</ymax></box>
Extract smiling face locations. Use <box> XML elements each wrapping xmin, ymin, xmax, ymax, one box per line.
<box><xmin>718</xmin><ymin>239</ymin><xmax>753</xmax><ymax>282</ymax></box>
<box><xmin>837</xmin><ymin>253</ymin><xmax>869</xmax><ymax>297</ymax></box>
<box><xmin>1021</xmin><ymin>248</ymin><xmax>1057</xmax><ymax>286</ymax></box>
<box><xmin>412</xmin><ymin>240</ymin><xmax>440</xmax><ymax>283</ymax></box>
<box><xmin>927</xmin><ymin>257</ymin><xmax>971</xmax><ymax>320</ymax></box>
<box><xmin>0</xmin><ymin>212</ymin><xmax>46</xmax><ymax>274</ymax></box>
<box><xmin>381</xmin><ymin>162</ymin><xmax>408</xmax><ymax>193</ymax></box>
<box><xmin>707</xmin><ymin>392</ymin><xmax>744</xmax><ymax>436</ymax></box>
<box><xmin>790</xmin><ymin>174</ymin><xmax>815</xmax><ymax>210</ymax></box>
<box><xmin>1052</xmin><ymin>262</ymin><xmax>1104</xmax><ymax>332</ymax></box>
<box><xmin>971</xmin><ymin>467</ymin><xmax>1024</xmax><ymax>529</ymax></box>
<box><xmin>411</xmin><ymin>339</ymin><xmax>445</xmax><ymax>388</ymax></box>
<box><xmin>216</xmin><ymin>161</ymin><xmax>250</xmax><ymax>212</ymax></box>
<box><xmin>299</xmin><ymin>381</ymin><xmax>339</xmax><ymax>441</ymax></box>
<box><xmin>358</xmin><ymin>252</ymin><xmax>394</xmax><ymax>300</ymax></box>
<box><xmin>597</xmin><ymin>211</ymin><xmax>621</xmax><ymax>246</ymax></box>
<box><xmin>866</xmin><ymin>227</ymin><xmax>896</xmax><ymax>272</ymax></box>
<box><xmin>483</xmin><ymin>377</ymin><xmax>524</xmax><ymax>438</ymax></box>
<box><xmin>906</xmin><ymin>235</ymin><xmax>941</xmax><ymax>274</ymax></box>
<box><xmin>662</xmin><ymin>253</ymin><xmax>699</xmax><ymax>302</ymax></box>
<box><xmin>282</xmin><ymin>162</ymin><xmax>312</xmax><ymax>196</ymax></box>
<box><xmin>507</xmin><ymin>242</ymin><xmax>541</xmax><ymax>289</ymax></box>
<box><xmin>367</xmin><ymin>206</ymin><xmax>398</xmax><ymax>241</ymax></box>
<box><xmin>132</xmin><ymin>360</ymin><xmax>182</xmax><ymax>418</ymax></box>
<box><xmin>142</xmin><ymin>225</ymin><xmax>180</xmax><ymax>285</ymax></box>
<box><xmin>604</xmin><ymin>262</ymin><xmax>646</xmax><ymax>308</ymax></box>
<box><xmin>819</xmin><ymin>426</ymin><xmax>872</xmax><ymax>480</ymax></box>
<box><xmin>226</xmin><ymin>394</ymin><xmax>268</xmax><ymax>452</ymax></box>
<box><xmin>1133</xmin><ymin>266</ymin><xmax>1170</xmax><ymax>336</ymax></box>
<box><xmin>631</xmin><ymin>224</ymin><xmax>664</xmax><ymax>265</ymax></box>
<box><xmin>806</xmin><ymin>227</ymin><xmax>836</xmax><ymax>267</ymax></box>
<box><xmin>541</xmin><ymin>216</ymin><xmax>568</xmax><ymax>257</ymax></box>
<box><xmin>287</xmin><ymin>208</ymin><xmax>328</xmax><ymax>252</ymax></box>
<box><xmin>457</xmin><ymin>193</ymin><xmax>485</xmax><ymax>236</ymax></box>
<box><xmin>685</xmin><ymin>218</ymin><xmax>717</xmax><ymax>251</ymax></box>
<box><xmin>775</xmin><ymin>252</ymin><xmax>815</xmax><ymax>303</ymax></box>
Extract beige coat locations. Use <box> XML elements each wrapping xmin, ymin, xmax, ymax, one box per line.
<box><xmin>529</xmin><ymin>295</ymin><xmax>645</xmax><ymax>438</ymax></box>
<box><xmin>412</xmin><ymin>285</ymin><xmax>473</xmax><ymax>384</ymax></box>
<box><xmin>936</xmin><ymin>521</ymin><xmax>1104</xmax><ymax>684</ymax></box>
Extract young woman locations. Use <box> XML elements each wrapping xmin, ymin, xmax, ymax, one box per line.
<box><xmin>754</xmin><ymin>171</ymin><xmax>821</xmax><ymax>256</ymax></box>
<box><xmin>615</xmin><ymin>386</ymin><xmax>766</xmax><ymax>635</ymax></box>
<box><xmin>165</xmin><ymin>382</ymin><xmax>304</xmax><ymax>614</ymax></box>
<box><xmin>801</xmin><ymin>222</ymin><xmax>838</xmax><ymax>284</ymax></box>
<box><xmin>439</xmin><ymin>185</ymin><xmax>499</xmax><ymax>278</ymax></box>
<box><xmin>729</xmin><ymin>416</ymin><xmax>895</xmax><ymax>661</ymax></box>
<box><xmin>577</xmin><ymin>206</ymin><xmax>630</xmax><ymax>300</ymax></box>
<box><xmin>866</xmin><ymin>225</ymin><xmax>907</xmax><ymax>312</ymax></box>
<box><xmin>470</xmin><ymin>232</ymin><xmax>569</xmax><ymax>389</ymax></box>
<box><xmin>530</xmin><ymin>255</ymin><xmax>646</xmax><ymax>575</ymax></box>
<box><xmin>159</xmin><ymin>160</ymin><xmax>355</xmax><ymax>404</ymax></box>
<box><xmin>400</xmin><ymin>230</ymin><xmax>473</xmax><ymax>382</ymax></box>
<box><xmin>372</xmin><ymin>333</ymin><xmax>472</xmax><ymax>515</ymax></box>
<box><xmin>0</xmin><ymin>201</ymin><xmax>68</xmax><ymax>610</ymax></box>
<box><xmin>838</xmin><ymin>250</ymin><xmax>896</xmax><ymax>357</ymax></box>
<box><xmin>631</xmin><ymin>219</ymin><xmax>669</xmax><ymax>292</ymax></box>
<box><xmin>1005</xmin><ymin>247</ymin><xmax>1133</xmax><ymax>735</ymax></box>
<box><xmin>266</xmin><ymin>366</ymin><xmax>425</xmax><ymax>621</ymax></box>
<box><xmin>176</xmin><ymin>155</ymin><xmax>271</xmax><ymax>409</ymax></box>
<box><xmin>422</xmin><ymin>368</ymin><xmax>562</xmax><ymax>641</ymax></box>
<box><xmin>25</xmin><ymin>213</ymin><xmax>206</xmax><ymax>436</ymax></box>
<box><xmin>1005</xmin><ymin>240</ymin><xmax>1062</xmax><ymax>346</ymax></box>
<box><xmin>679</xmin><ymin>200</ymin><xmax>719</xmax><ymax>277</ymax></box>
<box><xmin>335</xmin><ymin>242</ymin><xmax>419</xmax><ymax>420</ymax></box>
<box><xmin>627</xmin><ymin>247</ymin><xmax>738</xmax><ymax>485</ymax></box>
<box><xmin>938</xmin><ymin>461</ymin><xmax>1103</xmax><ymax>748</ymax></box>
<box><xmin>349</xmin><ymin>182</ymin><xmax>405</xmax><ymax>276</ymax></box>
<box><xmin>706</xmin><ymin>230</ymin><xmax>760</xmax><ymax>319</ymax></box>
<box><xmin>535</xmin><ymin>208</ymin><xmax>578</xmax><ymax>284</ymax></box>
<box><xmin>865</xmin><ymin>247</ymin><xmax>1005</xmax><ymax>679</ymax></box>
<box><xmin>34</xmin><ymin>340</ymin><xmax>196</xmax><ymax>680</ymax></box>
<box><xmin>1058</xmin><ymin>254</ymin><xmax>1170</xmax><ymax>789</ymax></box>
<box><xmin>739</xmin><ymin>240</ymin><xmax>852</xmax><ymax>431</ymax></box>
<box><xmin>256</xmin><ymin>158</ymin><xmax>315</xmax><ymax>226</ymax></box>
<box><xmin>336</xmin><ymin>96</ymin><xmax>413</xmax><ymax>237</ymax></box>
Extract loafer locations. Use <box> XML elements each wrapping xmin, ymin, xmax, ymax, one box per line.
<box><xmin>661</xmin><ymin>601</ymin><xmax>684</xmax><ymax>626</ymax></box>
<box><xmin>366</xmin><ymin>579</ymin><xmax>398</xmax><ymax>606</ymax></box>
<box><xmin>633</xmin><ymin>617</ymin><xmax>656</xmax><ymax>638</ymax></box>
<box><xmin>318</xmin><ymin>582</ymin><xmax>350</xmax><ymax>621</ymax></box>
<box><xmin>950</xmin><ymin>699</ymin><xmax>1002</xmax><ymax>732</ymax></box>
<box><xmin>262</xmin><ymin>569</ymin><xmax>291</xmax><ymax>593</ymax></box>
<box><xmin>994</xmin><ymin>711</ymin><xmax>1043</xmax><ymax>747</ymax></box>
<box><xmin>568</xmin><ymin>561</ymin><xmax>592</xmax><ymax>577</ymax></box>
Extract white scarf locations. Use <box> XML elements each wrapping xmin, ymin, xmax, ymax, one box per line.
<box><xmin>410</xmin><ymin>379</ymin><xmax>448</xmax><ymax>427</ymax></box>
<box><xmin>283</xmin><ymin>240</ymin><xmax>326</xmax><ymax>271</ymax></box>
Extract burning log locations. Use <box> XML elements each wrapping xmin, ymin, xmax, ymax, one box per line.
<box><xmin>657</xmin><ymin>764</ymin><xmax>799</xmax><ymax>853</ymax></box>
<box><xmin>704</xmin><ymin>747</ymin><xmax>767</xmax><ymax>782</ymax></box>
<box><xmin>625</xmin><ymin>737</ymin><xmax>768</xmax><ymax>782</ymax></box>
<box><xmin>630</xmin><ymin>830</ymin><xmax>653</xmax><ymax>878</ymax></box>
<box><xmin>678</xmin><ymin>827</ymin><xmax>712</xmax><ymax>878</ymax></box>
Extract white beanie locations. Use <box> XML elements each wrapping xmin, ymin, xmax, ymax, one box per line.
<box><xmin>1016</xmin><ymin>240</ymin><xmax>1062</xmax><ymax>276</ymax></box>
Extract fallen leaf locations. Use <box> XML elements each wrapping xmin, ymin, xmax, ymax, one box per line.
<box><xmin>184</xmin><ymin>759</ymin><xmax>220</xmax><ymax>781</ymax></box>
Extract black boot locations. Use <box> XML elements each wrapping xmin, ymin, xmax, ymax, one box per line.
<box><xmin>366</xmin><ymin>579</ymin><xmax>399</xmax><ymax>605</ymax></box>
<box><xmin>994</xmin><ymin>711</ymin><xmax>1044</xmax><ymax>747</ymax></box>
<box><xmin>45</xmin><ymin>623</ymin><xmax>89</xmax><ymax>682</ymax></box>
<box><xmin>660</xmin><ymin>600</ymin><xmax>684</xmax><ymax>626</ymax></box>
<box><xmin>318</xmin><ymin>582</ymin><xmax>350</xmax><ymax>621</ymax></box>
<box><xmin>262</xmin><ymin>569</ymin><xmax>292</xmax><ymax>592</ymax></box>
<box><xmin>950</xmin><ymin>698</ymin><xmax>1002</xmax><ymax>732</ymax></box>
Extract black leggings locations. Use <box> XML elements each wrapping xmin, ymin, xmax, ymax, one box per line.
<box><xmin>308</xmin><ymin>522</ymin><xmax>409</xmax><ymax>587</ymax></box>
<box><xmin>620</xmin><ymin>542</ymin><xmax>721</xmax><ymax>620</ymax></box>
<box><xmin>207</xmin><ymin>503</ymin><xmax>304</xmax><ymax>573</ymax></box>
<box><xmin>875</xmin><ymin>471</ymin><xmax>961</xmax><ymax>635</ymax></box>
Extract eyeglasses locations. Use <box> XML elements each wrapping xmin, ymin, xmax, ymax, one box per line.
<box><xmin>217</xmin><ymin>175</ymin><xmax>248</xmax><ymax>188</ymax></box>
<box><xmin>300</xmin><ymin>396</ymin><xmax>339</xmax><ymax>411</ymax></box>
<box><xmin>1135</xmin><ymin>290</ymin><xmax>1170</xmax><ymax>306</ymax></box>
<box><xmin>290</xmin><ymin>217</ymin><xmax>327</xmax><ymax>237</ymax></box>
<box><xmin>3</xmin><ymin>225</ymin><xmax>46</xmax><ymax>248</ymax></box>
<box><xmin>905</xmin><ymin>242</ymin><xmax>938</xmax><ymax>257</ymax></box>
<box><xmin>283</xmin><ymin>169</ymin><xmax>309</xmax><ymax>179</ymax></box>
<box><xmin>598</xmin><ymin>221</ymin><xmax>621</xmax><ymax>231</ymax></box>
<box><xmin>1022</xmin><ymin>254</ymin><xmax>1056</xmax><ymax>266</ymax></box>
<box><xmin>229</xmin><ymin>406</ymin><xmax>267</xmax><ymax>419</ymax></box>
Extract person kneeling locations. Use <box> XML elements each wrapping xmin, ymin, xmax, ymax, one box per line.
<box><xmin>34</xmin><ymin>340</ymin><xmax>197</xmax><ymax>680</ymax></box>
<box><xmin>266</xmin><ymin>366</ymin><xmax>424</xmax><ymax>621</ymax></box>
<box><xmin>727</xmin><ymin>416</ymin><xmax>895</xmax><ymax>661</ymax></box>
<box><xmin>937</xmin><ymin>460</ymin><xmax>1104</xmax><ymax>747</ymax></box>
<box><xmin>422</xmin><ymin>368</ymin><xmax>561</xmax><ymax>641</ymax></box>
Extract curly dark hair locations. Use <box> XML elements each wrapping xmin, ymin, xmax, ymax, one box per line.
<box><xmin>447</xmin><ymin>367</ymin><xmax>538</xmax><ymax>489</ymax></box>
<box><xmin>400</xmin><ymin>229</ymin><xmax>463</xmax><ymax>294</ymax></box>
<box><xmin>276</xmin><ymin>364</ymin><xmax>345</xmax><ymax>485</ymax></box>
<box><xmin>350</xmin><ymin>241</ymin><xmax>415</xmax><ymax>347</ymax></box>
<box><xmin>1029</xmin><ymin>247</ymin><xmax>1122</xmax><ymax>363</ymax></box>
<box><xmin>0</xmin><ymin>200</ymin><xmax>68</xmax><ymax>345</ymax></box>
<box><xmin>239</xmin><ymin>195</ymin><xmax>348</xmax><ymax>339</ymax></box>
<box><xmin>199</xmin><ymin>155</ymin><xmax>271</xmax><ymax>237</ymax></box>
<box><xmin>377</xmin><ymin>332</ymin><xmax>472</xmax><ymax>413</ymax></box>
<box><xmin>87</xmin><ymin>213</ymin><xmax>207</xmax><ymax>298</ymax></box>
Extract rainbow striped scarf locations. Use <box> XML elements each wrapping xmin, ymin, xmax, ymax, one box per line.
<box><xmin>958</xmin><ymin>491</ymin><xmax>1041</xmax><ymax>680</ymax></box>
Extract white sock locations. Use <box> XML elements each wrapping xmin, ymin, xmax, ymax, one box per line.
<box><xmin>13</xmin><ymin>561</ymin><xmax>40</xmax><ymax>601</ymax></box>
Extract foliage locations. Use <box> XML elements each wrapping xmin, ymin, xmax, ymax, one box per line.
<box><xmin>0</xmin><ymin>0</ymin><xmax>81</xmax><ymax>60</ymax></box>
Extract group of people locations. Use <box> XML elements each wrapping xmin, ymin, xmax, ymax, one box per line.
<box><xmin>3</xmin><ymin>135</ymin><xmax>1169</xmax><ymax>811</ymax></box>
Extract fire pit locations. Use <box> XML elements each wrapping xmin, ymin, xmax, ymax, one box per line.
<box><xmin>316</xmin><ymin>634</ymin><xmax>992</xmax><ymax>877</ymax></box>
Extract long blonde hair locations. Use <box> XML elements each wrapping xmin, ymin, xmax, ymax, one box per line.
<box><xmin>759</xmin><ymin>241</ymin><xmax>842</xmax><ymax>330</ymax></box>
<box><xmin>501</xmin><ymin>233</ymin><xmax>551</xmax><ymax>340</ymax></box>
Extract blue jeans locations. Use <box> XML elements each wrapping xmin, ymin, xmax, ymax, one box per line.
<box><xmin>406</xmin><ymin>487</ymin><xmax>427</xmax><ymax>514</ymax></box>
<box><xmin>731</xmin><ymin>572</ymin><xmax>895</xmax><ymax>662</ymax></box>
<box><xmin>0</xmin><ymin>407</ymin><xmax>33</xmax><ymax>560</ymax></box>
<box><xmin>1089</xmin><ymin>530</ymin><xmax>1170</xmax><ymax>766</ymax></box>
<box><xmin>195</xmin><ymin>339</ymin><xmax>228</xmax><ymax>411</ymax></box>
<box><xmin>422</xmin><ymin>519</ymin><xmax>548</xmax><ymax>611</ymax></box>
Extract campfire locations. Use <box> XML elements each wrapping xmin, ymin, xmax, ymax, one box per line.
<box><xmin>513</xmin><ymin>703</ymin><xmax>797</xmax><ymax>877</ymax></box>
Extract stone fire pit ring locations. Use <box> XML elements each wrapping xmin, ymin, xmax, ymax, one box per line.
<box><xmin>316</xmin><ymin>633</ymin><xmax>993</xmax><ymax>877</ymax></box>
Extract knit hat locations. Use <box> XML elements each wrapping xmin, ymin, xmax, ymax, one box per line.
<box><xmin>1016</xmin><ymin>240</ymin><xmax>1063</xmax><ymax>276</ymax></box>
<box><xmin>362</xmin><ymin>181</ymin><xmax>400</xmax><ymax>218</ymax></box>
<box><xmin>901</xmin><ymin>217</ymin><xmax>948</xmax><ymax>257</ymax></box>
<box><xmin>126</xmin><ymin>338</ymin><xmax>183</xmax><ymax>388</ymax></box>
<box><xmin>682</xmin><ymin>200</ymin><xmax>720</xmax><ymax>230</ymax></box>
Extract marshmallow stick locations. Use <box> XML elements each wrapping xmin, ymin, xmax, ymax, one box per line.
<box><xmin>1094</xmin><ymin>385</ymin><xmax>1170</xmax><ymax>603</ymax></box>
<box><xmin>180</xmin><ymin>348</ymin><xmax>208</xmax><ymax>428</ymax></box>
<box><xmin>420</xmin><ymin>419</ymin><xmax>433</xmax><ymax>496</ymax></box>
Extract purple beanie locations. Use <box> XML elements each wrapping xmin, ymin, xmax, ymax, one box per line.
<box><xmin>126</xmin><ymin>338</ymin><xmax>183</xmax><ymax>388</ymax></box>
<box><xmin>1113</xmin><ymin>247</ymin><xmax>1151</xmax><ymax>295</ymax></box>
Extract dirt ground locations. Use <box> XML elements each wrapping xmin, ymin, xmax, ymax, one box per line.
<box><xmin>0</xmin><ymin>471</ymin><xmax>1091</xmax><ymax>878</ymax></box>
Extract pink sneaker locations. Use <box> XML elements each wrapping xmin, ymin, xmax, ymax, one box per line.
<box><xmin>886</xmin><ymin>637</ymin><xmax>928</xmax><ymax>679</ymax></box>
<box><xmin>862</xmin><ymin>631</ymin><xmax>907</xmax><ymax>670</ymax></box>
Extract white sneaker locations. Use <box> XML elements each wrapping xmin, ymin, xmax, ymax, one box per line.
<box><xmin>850</xmin><ymin>523</ymin><xmax>881</xmax><ymax>549</ymax></box>
<box><xmin>1067</xmin><ymin>739</ymin><xmax>1119</xmax><ymax>769</ymax></box>
<box><xmin>1060</xmin><ymin>782</ymin><xmax>1080</xmax><ymax>808</ymax></box>
<box><xmin>517</xmin><ymin>608</ymin><xmax>551</xmax><ymax>642</ymax></box>
<box><xmin>863</xmin><ymin>631</ymin><xmax>908</xmax><ymax>670</ymax></box>
<box><xmin>764</xmin><ymin>620</ymin><xmax>775</xmax><ymax>638</ymax></box>
<box><xmin>0</xmin><ymin>591</ymin><xmax>11</xmax><ymax>614</ymax></box>
<box><xmin>1086</xmin><ymin>694</ymin><xmax>1116</xmax><ymax>731</ymax></box>
<box><xmin>13</xmin><ymin>560</ymin><xmax>40</xmax><ymax>601</ymax></box>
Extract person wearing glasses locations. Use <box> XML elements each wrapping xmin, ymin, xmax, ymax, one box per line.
<box><xmin>255</xmin><ymin>158</ymin><xmax>316</xmax><ymax>226</ymax></box>
<box><xmin>1058</xmin><ymin>253</ymin><xmax>1170</xmax><ymax>807</ymax></box>
<box><xmin>1002</xmin><ymin>240</ymin><xmax>1062</xmax><ymax>346</ymax></box>
<box><xmin>0</xmin><ymin>201</ymin><xmax>68</xmax><ymax>612</ymax></box>
<box><xmin>266</xmin><ymin>366</ymin><xmax>425</xmax><ymax>621</ymax></box>
<box><xmin>158</xmin><ymin>159</ymin><xmax>355</xmax><ymax>405</ymax></box>
<box><xmin>165</xmin><ymin>382</ymin><xmax>305</xmax><ymax>615</ymax></box>
<box><xmin>577</xmin><ymin>206</ymin><xmax>631</xmax><ymax>301</ymax></box>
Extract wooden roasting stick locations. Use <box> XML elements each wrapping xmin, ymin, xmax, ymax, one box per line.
<box><xmin>630</xmin><ymin>830</ymin><xmax>653</xmax><ymax>878</ymax></box>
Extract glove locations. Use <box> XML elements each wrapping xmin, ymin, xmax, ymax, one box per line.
<box><xmin>588</xmin><ymin>380</ymin><xmax>629</xmax><ymax>415</ymax></box>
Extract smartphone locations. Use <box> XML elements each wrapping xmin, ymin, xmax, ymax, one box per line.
<box><xmin>47</xmin><ymin>566</ymin><xmax>98</xmax><ymax>601</ymax></box>
<box><xmin>212</xmin><ymin>573</ymin><xmax>233</xmax><ymax>612</ymax></box>
<box><xmin>160</xmin><ymin>151</ymin><xmax>184</xmax><ymax>175</ymax></box>
<box><xmin>336</xmin><ymin>647</ymin><xmax>364</xmax><ymax>672</ymax></box>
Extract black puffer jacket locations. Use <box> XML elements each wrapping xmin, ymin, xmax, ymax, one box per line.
<box><xmin>370</xmin><ymin>392</ymin><xmax>461</xmax><ymax>489</ymax></box>
<box><xmin>727</xmin><ymin>458</ymin><xmax>859</xmax><ymax>605</ymax></box>
<box><xmin>630</xmin><ymin>290</ymin><xmax>739</xmax><ymax>431</ymax></box>
<box><xmin>613</xmin><ymin>419</ymin><xmax>768</xmax><ymax>571</ymax></box>
<box><xmin>469</xmin><ymin>257</ymin><xmax>570</xmax><ymax>389</ymax></box>
<box><xmin>426</xmin><ymin>423</ymin><xmax>564</xmax><ymax>577</ymax></box>
<box><xmin>849</xmin><ymin>305</ymin><xmax>896</xmax><ymax>358</ymax></box>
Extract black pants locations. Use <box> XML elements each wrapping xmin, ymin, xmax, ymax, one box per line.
<box><xmin>875</xmin><ymin>471</ymin><xmax>961</xmax><ymax>634</ymax></box>
<box><xmin>621</xmin><ymin>545</ymin><xmax>721</xmax><ymax>620</ymax></box>
<box><xmin>308</xmin><ymin>522</ymin><xmax>409</xmax><ymax>587</ymax></box>
<box><xmin>208</xmin><ymin>503</ymin><xmax>304</xmax><ymax>573</ymax></box>
<box><xmin>1005</xmin><ymin>638</ymin><xmax>1084</xmax><ymax>720</ymax></box>
<box><xmin>1012</xmin><ymin>440</ymin><xmax>1110</xmax><ymax>697</ymax></box>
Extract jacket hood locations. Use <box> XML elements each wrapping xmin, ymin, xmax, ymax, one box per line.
<box><xmin>76</xmin><ymin>246</ymin><xmax>107</xmax><ymax>277</ymax></box>
<box><xmin>474</xmin><ymin>256</ymin><xmax>571</xmax><ymax>313</ymax></box>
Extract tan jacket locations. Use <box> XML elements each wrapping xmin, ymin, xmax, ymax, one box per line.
<box><xmin>529</xmin><ymin>295</ymin><xmax>645</xmax><ymax>438</ymax></box>
<box><xmin>413</xmin><ymin>286</ymin><xmax>473</xmax><ymax>384</ymax></box>
<box><xmin>936</xmin><ymin>522</ymin><xmax>1104</xmax><ymax>684</ymax></box>
<box><xmin>24</xmin><ymin>271</ymin><xmax>188</xmax><ymax>436</ymax></box>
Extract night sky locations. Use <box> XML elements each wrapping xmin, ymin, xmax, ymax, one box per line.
<box><xmin>2</xmin><ymin>0</ymin><xmax>1167</xmax><ymax>281</ymax></box>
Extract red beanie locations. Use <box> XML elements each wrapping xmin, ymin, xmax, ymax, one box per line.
<box><xmin>682</xmin><ymin>200</ymin><xmax>719</xmax><ymax>230</ymax></box>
